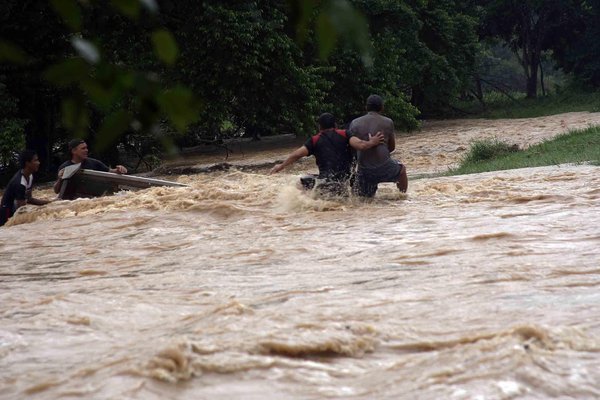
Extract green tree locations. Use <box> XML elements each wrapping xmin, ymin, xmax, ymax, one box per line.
<box><xmin>552</xmin><ymin>0</ymin><xmax>600</xmax><ymax>87</ymax></box>
<box><xmin>165</xmin><ymin>1</ymin><xmax>331</xmax><ymax>141</ymax></box>
<box><xmin>322</xmin><ymin>0</ymin><xmax>479</xmax><ymax>123</ymax></box>
<box><xmin>0</xmin><ymin>82</ymin><xmax>26</xmax><ymax>171</ymax></box>
<box><xmin>0</xmin><ymin>1</ymin><xmax>71</xmax><ymax>175</ymax></box>
<box><xmin>480</xmin><ymin>0</ymin><xmax>584</xmax><ymax>98</ymax></box>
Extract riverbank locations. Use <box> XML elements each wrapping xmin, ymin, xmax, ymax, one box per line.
<box><xmin>156</xmin><ymin>111</ymin><xmax>600</xmax><ymax>177</ymax></box>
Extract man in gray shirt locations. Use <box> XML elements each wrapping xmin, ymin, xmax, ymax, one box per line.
<box><xmin>348</xmin><ymin>94</ymin><xmax>408</xmax><ymax>197</ymax></box>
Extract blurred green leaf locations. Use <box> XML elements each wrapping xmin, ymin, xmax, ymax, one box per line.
<box><xmin>316</xmin><ymin>13</ymin><xmax>336</xmax><ymax>60</ymax></box>
<box><xmin>325</xmin><ymin>0</ymin><xmax>372</xmax><ymax>66</ymax></box>
<box><xmin>71</xmin><ymin>37</ymin><xmax>101</xmax><ymax>64</ymax></box>
<box><xmin>140</xmin><ymin>0</ymin><xmax>159</xmax><ymax>13</ymax></box>
<box><xmin>156</xmin><ymin>86</ymin><xmax>201</xmax><ymax>132</ymax></box>
<box><xmin>97</xmin><ymin>110</ymin><xmax>132</xmax><ymax>150</ymax></box>
<box><xmin>290</xmin><ymin>0</ymin><xmax>317</xmax><ymax>43</ymax></box>
<box><xmin>50</xmin><ymin>0</ymin><xmax>82</xmax><ymax>31</ymax></box>
<box><xmin>81</xmin><ymin>79</ymin><xmax>117</xmax><ymax>110</ymax></box>
<box><xmin>44</xmin><ymin>58</ymin><xmax>90</xmax><ymax>87</ymax></box>
<box><xmin>151</xmin><ymin>29</ymin><xmax>179</xmax><ymax>65</ymax></box>
<box><xmin>110</xmin><ymin>0</ymin><xmax>141</xmax><ymax>18</ymax></box>
<box><xmin>61</xmin><ymin>97</ymin><xmax>89</xmax><ymax>137</ymax></box>
<box><xmin>0</xmin><ymin>40</ymin><xmax>29</xmax><ymax>64</ymax></box>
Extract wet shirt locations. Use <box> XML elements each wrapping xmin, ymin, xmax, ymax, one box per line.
<box><xmin>1</xmin><ymin>170</ymin><xmax>32</xmax><ymax>214</ymax></box>
<box><xmin>59</xmin><ymin>157</ymin><xmax>110</xmax><ymax>173</ymax></box>
<box><xmin>304</xmin><ymin>129</ymin><xmax>354</xmax><ymax>181</ymax></box>
<box><xmin>348</xmin><ymin>112</ymin><xmax>395</xmax><ymax>168</ymax></box>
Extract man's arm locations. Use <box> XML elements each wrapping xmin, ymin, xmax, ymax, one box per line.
<box><xmin>109</xmin><ymin>165</ymin><xmax>127</xmax><ymax>174</ymax></box>
<box><xmin>14</xmin><ymin>185</ymin><xmax>27</xmax><ymax>209</ymax></box>
<box><xmin>53</xmin><ymin>169</ymin><xmax>64</xmax><ymax>194</ymax></box>
<box><xmin>349</xmin><ymin>131</ymin><xmax>385</xmax><ymax>151</ymax></box>
<box><xmin>387</xmin><ymin>131</ymin><xmax>396</xmax><ymax>152</ymax></box>
<box><xmin>269</xmin><ymin>146</ymin><xmax>309</xmax><ymax>174</ymax></box>
<box><xmin>387</xmin><ymin>120</ymin><xmax>396</xmax><ymax>152</ymax></box>
<box><xmin>28</xmin><ymin>196</ymin><xmax>52</xmax><ymax>206</ymax></box>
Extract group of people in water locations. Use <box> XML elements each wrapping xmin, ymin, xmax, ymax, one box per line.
<box><xmin>270</xmin><ymin>94</ymin><xmax>408</xmax><ymax>197</ymax></box>
<box><xmin>0</xmin><ymin>139</ymin><xmax>128</xmax><ymax>227</ymax></box>
<box><xmin>1</xmin><ymin>94</ymin><xmax>407</xmax><ymax>227</ymax></box>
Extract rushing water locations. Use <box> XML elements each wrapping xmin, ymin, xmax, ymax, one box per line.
<box><xmin>1</xmin><ymin>113</ymin><xmax>600</xmax><ymax>399</ymax></box>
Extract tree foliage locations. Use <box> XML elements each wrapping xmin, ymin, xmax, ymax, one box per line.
<box><xmin>479</xmin><ymin>0</ymin><xmax>586</xmax><ymax>98</ymax></box>
<box><xmin>552</xmin><ymin>0</ymin><xmax>600</xmax><ymax>87</ymax></box>
<box><xmin>0</xmin><ymin>83</ymin><xmax>26</xmax><ymax>169</ymax></box>
<box><xmin>10</xmin><ymin>0</ymin><xmax>588</xmax><ymax>182</ymax></box>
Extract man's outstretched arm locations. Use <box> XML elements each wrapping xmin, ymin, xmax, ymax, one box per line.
<box><xmin>269</xmin><ymin>146</ymin><xmax>309</xmax><ymax>174</ymax></box>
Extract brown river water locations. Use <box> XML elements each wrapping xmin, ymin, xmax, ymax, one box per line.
<box><xmin>1</xmin><ymin>112</ymin><xmax>599</xmax><ymax>399</ymax></box>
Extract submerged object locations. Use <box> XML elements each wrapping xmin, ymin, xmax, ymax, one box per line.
<box><xmin>58</xmin><ymin>163</ymin><xmax>188</xmax><ymax>200</ymax></box>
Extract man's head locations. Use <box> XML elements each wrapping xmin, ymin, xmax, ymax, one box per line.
<box><xmin>366</xmin><ymin>94</ymin><xmax>384</xmax><ymax>112</ymax></box>
<box><xmin>318</xmin><ymin>113</ymin><xmax>336</xmax><ymax>130</ymax></box>
<box><xmin>19</xmin><ymin>149</ymin><xmax>40</xmax><ymax>172</ymax></box>
<box><xmin>68</xmin><ymin>138</ymin><xmax>88</xmax><ymax>162</ymax></box>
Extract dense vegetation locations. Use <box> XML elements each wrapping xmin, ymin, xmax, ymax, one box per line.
<box><xmin>1</xmin><ymin>0</ymin><xmax>599</xmax><ymax>183</ymax></box>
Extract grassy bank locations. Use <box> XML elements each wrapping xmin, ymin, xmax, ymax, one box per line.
<box><xmin>448</xmin><ymin>125</ymin><xmax>600</xmax><ymax>176</ymax></box>
<box><xmin>454</xmin><ymin>90</ymin><xmax>600</xmax><ymax>119</ymax></box>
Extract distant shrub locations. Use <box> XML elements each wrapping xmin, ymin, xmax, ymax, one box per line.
<box><xmin>462</xmin><ymin>138</ymin><xmax>519</xmax><ymax>163</ymax></box>
<box><xmin>0</xmin><ymin>119</ymin><xmax>26</xmax><ymax>169</ymax></box>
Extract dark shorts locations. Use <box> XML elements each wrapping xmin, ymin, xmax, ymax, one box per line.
<box><xmin>354</xmin><ymin>159</ymin><xmax>403</xmax><ymax>197</ymax></box>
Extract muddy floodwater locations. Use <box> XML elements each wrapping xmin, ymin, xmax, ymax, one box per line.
<box><xmin>1</xmin><ymin>112</ymin><xmax>599</xmax><ymax>399</ymax></box>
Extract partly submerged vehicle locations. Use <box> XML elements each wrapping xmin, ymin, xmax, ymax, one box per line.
<box><xmin>57</xmin><ymin>163</ymin><xmax>188</xmax><ymax>200</ymax></box>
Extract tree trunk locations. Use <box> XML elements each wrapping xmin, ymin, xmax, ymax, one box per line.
<box><xmin>540</xmin><ymin>61</ymin><xmax>546</xmax><ymax>96</ymax></box>
<box><xmin>520</xmin><ymin>38</ymin><xmax>541</xmax><ymax>99</ymax></box>
<box><xmin>525</xmin><ymin>59</ymin><xmax>539</xmax><ymax>99</ymax></box>
<box><xmin>473</xmin><ymin>73</ymin><xmax>485</xmax><ymax>108</ymax></box>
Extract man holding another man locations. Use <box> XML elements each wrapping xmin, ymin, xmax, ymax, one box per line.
<box><xmin>271</xmin><ymin>94</ymin><xmax>408</xmax><ymax>198</ymax></box>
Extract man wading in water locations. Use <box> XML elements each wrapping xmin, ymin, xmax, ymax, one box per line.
<box><xmin>269</xmin><ymin>113</ymin><xmax>384</xmax><ymax>195</ymax></box>
<box><xmin>348</xmin><ymin>94</ymin><xmax>408</xmax><ymax>197</ymax></box>
<box><xmin>1</xmin><ymin>150</ymin><xmax>52</xmax><ymax>227</ymax></box>
<box><xmin>53</xmin><ymin>138</ymin><xmax>128</xmax><ymax>194</ymax></box>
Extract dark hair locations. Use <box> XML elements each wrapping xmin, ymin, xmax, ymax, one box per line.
<box><xmin>68</xmin><ymin>138</ymin><xmax>86</xmax><ymax>152</ymax></box>
<box><xmin>366</xmin><ymin>94</ymin><xmax>384</xmax><ymax>112</ymax></box>
<box><xmin>19</xmin><ymin>149</ymin><xmax>37</xmax><ymax>169</ymax></box>
<box><xmin>318</xmin><ymin>113</ymin><xmax>336</xmax><ymax>130</ymax></box>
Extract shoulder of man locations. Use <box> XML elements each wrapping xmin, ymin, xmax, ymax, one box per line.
<box><xmin>304</xmin><ymin>133</ymin><xmax>320</xmax><ymax>154</ymax></box>
<box><xmin>382</xmin><ymin>115</ymin><xmax>394</xmax><ymax>127</ymax></box>
<box><xmin>58</xmin><ymin>160</ymin><xmax>72</xmax><ymax>170</ymax></box>
<box><xmin>85</xmin><ymin>158</ymin><xmax>110</xmax><ymax>172</ymax></box>
<box><xmin>6</xmin><ymin>170</ymin><xmax>24</xmax><ymax>190</ymax></box>
<box><xmin>9</xmin><ymin>170</ymin><xmax>23</xmax><ymax>184</ymax></box>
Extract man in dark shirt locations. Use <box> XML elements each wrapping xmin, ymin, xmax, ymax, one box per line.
<box><xmin>53</xmin><ymin>138</ymin><xmax>128</xmax><ymax>194</ymax></box>
<box><xmin>1</xmin><ymin>150</ymin><xmax>52</xmax><ymax>227</ymax></box>
<box><xmin>269</xmin><ymin>113</ymin><xmax>384</xmax><ymax>194</ymax></box>
<box><xmin>348</xmin><ymin>94</ymin><xmax>408</xmax><ymax>197</ymax></box>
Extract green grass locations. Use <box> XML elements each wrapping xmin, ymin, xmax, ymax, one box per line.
<box><xmin>448</xmin><ymin>125</ymin><xmax>600</xmax><ymax>176</ymax></box>
<box><xmin>454</xmin><ymin>90</ymin><xmax>600</xmax><ymax>119</ymax></box>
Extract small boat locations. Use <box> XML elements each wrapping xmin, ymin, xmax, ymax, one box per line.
<box><xmin>58</xmin><ymin>163</ymin><xmax>189</xmax><ymax>200</ymax></box>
